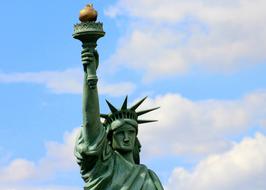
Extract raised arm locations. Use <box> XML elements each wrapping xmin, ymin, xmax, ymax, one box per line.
<box><xmin>72</xmin><ymin>5</ymin><xmax>105</xmax><ymax>145</ymax></box>
<box><xmin>81</xmin><ymin>47</ymin><xmax>102</xmax><ymax>144</ymax></box>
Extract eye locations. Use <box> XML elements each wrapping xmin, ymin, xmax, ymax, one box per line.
<box><xmin>114</xmin><ymin>131</ymin><xmax>123</xmax><ymax>136</ymax></box>
<box><xmin>128</xmin><ymin>130</ymin><xmax>135</xmax><ymax>134</ymax></box>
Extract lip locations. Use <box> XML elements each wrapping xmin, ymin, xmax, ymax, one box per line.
<box><xmin>122</xmin><ymin>142</ymin><xmax>131</xmax><ymax>146</ymax></box>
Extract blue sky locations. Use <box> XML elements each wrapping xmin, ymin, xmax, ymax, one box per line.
<box><xmin>1</xmin><ymin>0</ymin><xmax>266</xmax><ymax>190</ymax></box>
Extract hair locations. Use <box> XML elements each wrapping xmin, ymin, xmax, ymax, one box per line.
<box><xmin>132</xmin><ymin>137</ymin><xmax>141</xmax><ymax>164</ymax></box>
<box><xmin>106</xmin><ymin>119</ymin><xmax>141</xmax><ymax>164</ymax></box>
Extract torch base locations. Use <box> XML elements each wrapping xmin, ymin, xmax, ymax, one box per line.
<box><xmin>73</xmin><ymin>22</ymin><xmax>105</xmax><ymax>43</ymax></box>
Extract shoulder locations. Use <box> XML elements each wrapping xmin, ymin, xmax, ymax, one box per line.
<box><xmin>74</xmin><ymin>126</ymin><xmax>110</xmax><ymax>159</ymax></box>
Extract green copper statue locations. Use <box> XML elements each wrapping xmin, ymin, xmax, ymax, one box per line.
<box><xmin>73</xmin><ymin>4</ymin><xmax>164</xmax><ymax>190</ymax></box>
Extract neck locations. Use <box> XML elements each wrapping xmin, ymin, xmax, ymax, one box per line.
<box><xmin>119</xmin><ymin>151</ymin><xmax>134</xmax><ymax>163</ymax></box>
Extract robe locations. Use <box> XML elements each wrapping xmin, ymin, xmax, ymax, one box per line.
<box><xmin>74</xmin><ymin>127</ymin><xmax>164</xmax><ymax>190</ymax></box>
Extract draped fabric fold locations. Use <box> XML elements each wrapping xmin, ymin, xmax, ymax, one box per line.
<box><xmin>74</xmin><ymin>128</ymin><xmax>164</xmax><ymax>190</ymax></box>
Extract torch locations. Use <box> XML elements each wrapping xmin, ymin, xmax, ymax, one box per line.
<box><xmin>73</xmin><ymin>4</ymin><xmax>105</xmax><ymax>88</ymax></box>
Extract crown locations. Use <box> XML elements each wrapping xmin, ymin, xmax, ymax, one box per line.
<box><xmin>100</xmin><ymin>96</ymin><xmax>159</xmax><ymax>127</ymax></box>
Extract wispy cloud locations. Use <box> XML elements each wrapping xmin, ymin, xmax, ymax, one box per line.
<box><xmin>0</xmin><ymin>68</ymin><xmax>136</xmax><ymax>96</ymax></box>
<box><xmin>105</xmin><ymin>0</ymin><xmax>266</xmax><ymax>80</ymax></box>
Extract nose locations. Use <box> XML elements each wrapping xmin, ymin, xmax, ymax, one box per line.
<box><xmin>123</xmin><ymin>132</ymin><xmax>129</xmax><ymax>142</ymax></box>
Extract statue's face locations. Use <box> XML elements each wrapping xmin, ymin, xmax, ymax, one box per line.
<box><xmin>112</xmin><ymin>124</ymin><xmax>136</xmax><ymax>152</ymax></box>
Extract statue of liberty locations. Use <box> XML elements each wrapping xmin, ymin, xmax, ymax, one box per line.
<box><xmin>73</xmin><ymin>4</ymin><xmax>164</xmax><ymax>190</ymax></box>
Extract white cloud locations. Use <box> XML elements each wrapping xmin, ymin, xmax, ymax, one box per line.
<box><xmin>137</xmin><ymin>90</ymin><xmax>266</xmax><ymax>157</ymax></box>
<box><xmin>37</xmin><ymin>128</ymin><xmax>80</xmax><ymax>178</ymax></box>
<box><xmin>1</xmin><ymin>90</ymin><xmax>265</xmax><ymax>188</ymax></box>
<box><xmin>100</xmin><ymin>81</ymin><xmax>136</xmax><ymax>97</ymax></box>
<box><xmin>0</xmin><ymin>90</ymin><xmax>265</xmax><ymax>189</ymax></box>
<box><xmin>0</xmin><ymin>68</ymin><xmax>136</xmax><ymax>96</ymax></box>
<box><xmin>106</xmin><ymin>29</ymin><xmax>188</xmax><ymax>81</ymax></box>
<box><xmin>0</xmin><ymin>122</ymin><xmax>263</xmax><ymax>189</ymax></box>
<box><xmin>0</xmin><ymin>159</ymin><xmax>36</xmax><ymax>182</ymax></box>
<box><xmin>105</xmin><ymin>0</ymin><xmax>266</xmax><ymax>80</ymax></box>
<box><xmin>165</xmin><ymin>133</ymin><xmax>266</xmax><ymax>190</ymax></box>
<box><xmin>0</xmin><ymin>69</ymin><xmax>82</xmax><ymax>94</ymax></box>
<box><xmin>0</xmin><ymin>128</ymin><xmax>80</xmax><ymax>185</ymax></box>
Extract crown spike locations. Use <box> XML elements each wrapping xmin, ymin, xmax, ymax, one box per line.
<box><xmin>102</xmin><ymin>96</ymin><xmax>159</xmax><ymax>127</ymax></box>
<box><xmin>136</xmin><ymin>107</ymin><xmax>160</xmax><ymax>116</ymax></box>
<box><xmin>130</xmin><ymin>96</ymin><xmax>147</xmax><ymax>111</ymax></box>
<box><xmin>137</xmin><ymin>120</ymin><xmax>158</xmax><ymax>124</ymax></box>
<box><xmin>106</xmin><ymin>99</ymin><xmax>118</xmax><ymax>113</ymax></box>
<box><xmin>121</xmin><ymin>96</ymin><xmax>128</xmax><ymax>110</ymax></box>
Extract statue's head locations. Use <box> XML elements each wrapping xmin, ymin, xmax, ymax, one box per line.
<box><xmin>110</xmin><ymin>119</ymin><xmax>137</xmax><ymax>152</ymax></box>
<box><xmin>101</xmin><ymin>96</ymin><xmax>159</xmax><ymax>164</ymax></box>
